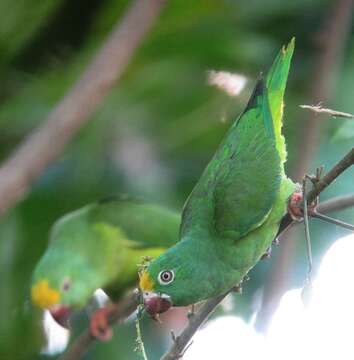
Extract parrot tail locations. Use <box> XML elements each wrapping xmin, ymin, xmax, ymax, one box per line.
<box><xmin>265</xmin><ymin>38</ymin><xmax>295</xmax><ymax>163</ymax></box>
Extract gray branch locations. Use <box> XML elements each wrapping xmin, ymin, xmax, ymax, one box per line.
<box><xmin>318</xmin><ymin>193</ymin><xmax>354</xmax><ymax>213</ymax></box>
<box><xmin>161</xmin><ymin>292</ymin><xmax>230</xmax><ymax>360</ymax></box>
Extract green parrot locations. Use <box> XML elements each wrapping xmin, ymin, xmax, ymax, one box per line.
<box><xmin>31</xmin><ymin>197</ymin><xmax>179</xmax><ymax>338</ymax></box>
<box><xmin>140</xmin><ymin>40</ymin><xmax>296</xmax><ymax>314</ymax></box>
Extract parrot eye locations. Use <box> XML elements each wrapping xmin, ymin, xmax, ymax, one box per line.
<box><xmin>158</xmin><ymin>270</ymin><xmax>174</xmax><ymax>285</ymax></box>
<box><xmin>61</xmin><ymin>278</ymin><xmax>71</xmax><ymax>292</ymax></box>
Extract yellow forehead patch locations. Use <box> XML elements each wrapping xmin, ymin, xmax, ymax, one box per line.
<box><xmin>31</xmin><ymin>279</ymin><xmax>60</xmax><ymax>309</ymax></box>
<box><xmin>139</xmin><ymin>271</ymin><xmax>154</xmax><ymax>292</ymax></box>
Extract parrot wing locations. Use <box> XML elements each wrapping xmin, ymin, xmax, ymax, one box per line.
<box><xmin>89</xmin><ymin>196</ymin><xmax>180</xmax><ymax>249</ymax></box>
<box><xmin>180</xmin><ymin>39</ymin><xmax>294</xmax><ymax>241</ymax></box>
<box><xmin>180</xmin><ymin>79</ymin><xmax>281</xmax><ymax>241</ymax></box>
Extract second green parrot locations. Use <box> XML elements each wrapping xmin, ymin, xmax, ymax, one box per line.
<box><xmin>31</xmin><ymin>197</ymin><xmax>179</xmax><ymax>337</ymax></box>
<box><xmin>140</xmin><ymin>40</ymin><xmax>296</xmax><ymax>313</ymax></box>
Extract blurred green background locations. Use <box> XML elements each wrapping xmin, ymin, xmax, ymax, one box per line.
<box><xmin>0</xmin><ymin>0</ymin><xmax>353</xmax><ymax>359</ymax></box>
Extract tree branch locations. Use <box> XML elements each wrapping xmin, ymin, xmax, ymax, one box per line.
<box><xmin>161</xmin><ymin>292</ymin><xmax>230</xmax><ymax>360</ymax></box>
<box><xmin>59</xmin><ymin>291</ymin><xmax>140</xmax><ymax>360</ymax></box>
<box><xmin>160</xmin><ymin>147</ymin><xmax>354</xmax><ymax>360</ymax></box>
<box><xmin>0</xmin><ymin>0</ymin><xmax>167</xmax><ymax>215</ymax></box>
<box><xmin>317</xmin><ymin>193</ymin><xmax>354</xmax><ymax>213</ymax></box>
<box><xmin>308</xmin><ymin>147</ymin><xmax>354</xmax><ymax>202</ymax></box>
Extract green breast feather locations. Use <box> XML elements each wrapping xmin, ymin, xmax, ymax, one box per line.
<box><xmin>141</xmin><ymin>40</ymin><xmax>296</xmax><ymax>307</ymax></box>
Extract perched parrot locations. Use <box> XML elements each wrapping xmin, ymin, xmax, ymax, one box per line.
<box><xmin>140</xmin><ymin>40</ymin><xmax>296</xmax><ymax>315</ymax></box>
<box><xmin>31</xmin><ymin>197</ymin><xmax>179</xmax><ymax>338</ymax></box>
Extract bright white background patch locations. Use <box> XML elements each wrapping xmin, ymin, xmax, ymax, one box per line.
<box><xmin>207</xmin><ymin>70</ymin><xmax>248</xmax><ymax>97</ymax></box>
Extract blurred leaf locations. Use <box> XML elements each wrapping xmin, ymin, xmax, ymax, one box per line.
<box><xmin>0</xmin><ymin>0</ymin><xmax>64</xmax><ymax>65</ymax></box>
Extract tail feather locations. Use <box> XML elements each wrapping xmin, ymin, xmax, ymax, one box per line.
<box><xmin>266</xmin><ymin>38</ymin><xmax>294</xmax><ymax>163</ymax></box>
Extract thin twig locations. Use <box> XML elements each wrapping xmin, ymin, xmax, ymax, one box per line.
<box><xmin>135</xmin><ymin>312</ymin><xmax>149</xmax><ymax>360</ymax></box>
<box><xmin>300</xmin><ymin>104</ymin><xmax>354</xmax><ymax>119</ymax></box>
<box><xmin>302</xmin><ymin>178</ymin><xmax>313</xmax><ymax>280</ymax></box>
<box><xmin>311</xmin><ymin>212</ymin><xmax>354</xmax><ymax>231</ymax></box>
<box><xmin>59</xmin><ymin>291</ymin><xmax>140</xmax><ymax>360</ymax></box>
<box><xmin>0</xmin><ymin>0</ymin><xmax>167</xmax><ymax>215</ymax></box>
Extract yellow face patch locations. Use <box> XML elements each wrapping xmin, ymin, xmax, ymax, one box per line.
<box><xmin>139</xmin><ymin>271</ymin><xmax>154</xmax><ymax>292</ymax></box>
<box><xmin>31</xmin><ymin>279</ymin><xmax>60</xmax><ymax>309</ymax></box>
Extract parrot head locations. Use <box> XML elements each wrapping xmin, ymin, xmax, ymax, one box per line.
<box><xmin>31</xmin><ymin>278</ymin><xmax>71</xmax><ymax>327</ymax></box>
<box><xmin>31</xmin><ymin>251</ymin><xmax>104</xmax><ymax>327</ymax></box>
<box><xmin>31</xmin><ymin>206</ymin><xmax>120</xmax><ymax>327</ymax></box>
<box><xmin>139</xmin><ymin>266</ymin><xmax>173</xmax><ymax>316</ymax></box>
<box><xmin>139</xmin><ymin>240</ymin><xmax>214</xmax><ymax>315</ymax></box>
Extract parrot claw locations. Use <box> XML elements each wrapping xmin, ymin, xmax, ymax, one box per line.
<box><xmin>288</xmin><ymin>191</ymin><xmax>304</xmax><ymax>220</ymax></box>
<box><xmin>261</xmin><ymin>247</ymin><xmax>272</xmax><ymax>260</ymax></box>
<box><xmin>272</xmin><ymin>238</ymin><xmax>280</xmax><ymax>246</ymax></box>
<box><xmin>243</xmin><ymin>274</ymin><xmax>250</xmax><ymax>282</ymax></box>
<box><xmin>288</xmin><ymin>184</ymin><xmax>318</xmax><ymax>221</ymax></box>
<box><xmin>90</xmin><ymin>306</ymin><xmax>116</xmax><ymax>342</ymax></box>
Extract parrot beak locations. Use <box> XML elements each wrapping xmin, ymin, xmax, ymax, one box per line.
<box><xmin>49</xmin><ymin>304</ymin><xmax>72</xmax><ymax>328</ymax></box>
<box><xmin>139</xmin><ymin>271</ymin><xmax>172</xmax><ymax>315</ymax></box>
<box><xmin>143</xmin><ymin>292</ymin><xmax>172</xmax><ymax>316</ymax></box>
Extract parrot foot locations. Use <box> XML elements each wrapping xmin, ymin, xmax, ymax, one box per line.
<box><xmin>90</xmin><ymin>305</ymin><xmax>117</xmax><ymax>341</ymax></box>
<box><xmin>261</xmin><ymin>246</ymin><xmax>272</xmax><ymax>260</ymax></box>
<box><xmin>288</xmin><ymin>191</ymin><xmax>316</xmax><ymax>221</ymax></box>
<box><xmin>272</xmin><ymin>238</ymin><xmax>280</xmax><ymax>246</ymax></box>
<box><xmin>288</xmin><ymin>191</ymin><xmax>304</xmax><ymax>220</ymax></box>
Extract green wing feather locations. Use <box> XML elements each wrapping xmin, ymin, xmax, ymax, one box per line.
<box><xmin>266</xmin><ymin>38</ymin><xmax>294</xmax><ymax>163</ymax></box>
<box><xmin>89</xmin><ymin>196</ymin><xmax>179</xmax><ymax>249</ymax></box>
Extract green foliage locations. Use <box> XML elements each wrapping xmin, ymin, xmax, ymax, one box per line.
<box><xmin>0</xmin><ymin>0</ymin><xmax>64</xmax><ymax>66</ymax></box>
